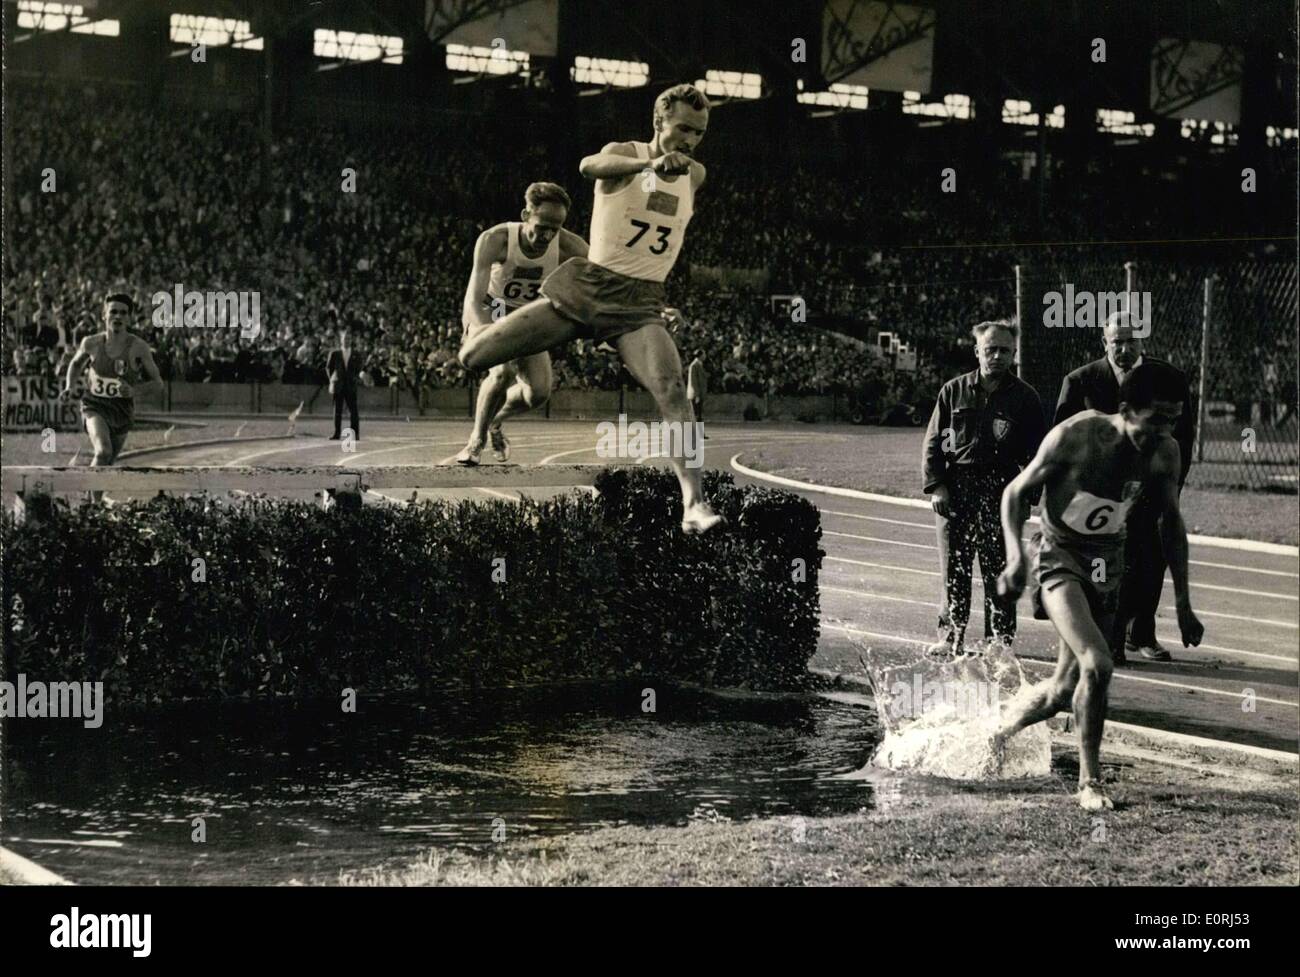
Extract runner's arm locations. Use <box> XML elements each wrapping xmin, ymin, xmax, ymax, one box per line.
<box><xmin>133</xmin><ymin>341</ymin><xmax>164</xmax><ymax>396</ymax></box>
<box><xmin>63</xmin><ymin>338</ymin><xmax>91</xmax><ymax>395</ymax></box>
<box><xmin>999</xmin><ymin>424</ymin><xmax>1071</xmax><ymax>593</ymax></box>
<box><xmin>559</xmin><ymin>229</ymin><xmax>589</xmax><ymax>260</ymax></box>
<box><xmin>578</xmin><ymin>142</ymin><xmax>644</xmax><ymax>184</ymax></box>
<box><xmin>462</xmin><ymin>227</ymin><xmax>505</xmax><ymax>331</ymax></box>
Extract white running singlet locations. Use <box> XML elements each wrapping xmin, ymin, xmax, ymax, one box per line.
<box><xmin>487</xmin><ymin>222</ymin><xmax>562</xmax><ymax>311</ymax></box>
<box><xmin>588</xmin><ymin>142</ymin><xmax>693</xmax><ymax>283</ymax></box>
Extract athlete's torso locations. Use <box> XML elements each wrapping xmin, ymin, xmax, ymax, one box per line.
<box><xmin>589</xmin><ymin>141</ymin><xmax>694</xmax><ymax>283</ymax></box>
<box><xmin>83</xmin><ymin>332</ymin><xmax>143</xmax><ymax>400</ymax></box>
<box><xmin>1041</xmin><ymin>412</ymin><xmax>1157</xmax><ymax>542</ymax></box>
<box><xmin>487</xmin><ymin>222</ymin><xmax>562</xmax><ymax>311</ymax></box>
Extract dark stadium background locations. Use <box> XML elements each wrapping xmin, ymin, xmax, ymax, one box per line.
<box><xmin>3</xmin><ymin>0</ymin><xmax>1295</xmax><ymax>441</ymax></box>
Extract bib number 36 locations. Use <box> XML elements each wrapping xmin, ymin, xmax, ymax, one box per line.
<box><xmin>89</xmin><ymin>376</ymin><xmax>125</xmax><ymax>398</ymax></box>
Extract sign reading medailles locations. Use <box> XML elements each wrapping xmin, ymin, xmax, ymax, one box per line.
<box><xmin>2</xmin><ymin>375</ymin><xmax>81</xmax><ymax>431</ymax></box>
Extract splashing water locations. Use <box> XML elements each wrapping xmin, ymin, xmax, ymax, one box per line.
<box><xmin>859</xmin><ymin>641</ymin><xmax>1050</xmax><ymax>780</ymax></box>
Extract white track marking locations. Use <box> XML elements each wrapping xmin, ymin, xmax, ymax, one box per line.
<box><xmin>824</xmin><ymin>557</ymin><xmax>1297</xmax><ymax>629</ymax></box>
<box><xmin>1180</xmin><ymin>559</ymin><xmax>1299</xmax><ymax>579</ymax></box>
<box><xmin>821</xmin><ymin>508</ymin><xmax>933</xmax><ymax>531</ymax></box>
<box><xmin>821</xmin><ymin>508</ymin><xmax>1299</xmax><ymax>579</ymax></box>
<box><xmin>1160</xmin><ymin>577</ymin><xmax>1297</xmax><ymax>601</ymax></box>
<box><xmin>733</xmin><ymin>452</ymin><xmax>1300</xmax><ymax>557</ymax></box>
<box><xmin>827</xmin><ymin>555</ymin><xmax>939</xmax><ymax>577</ymax></box>
<box><xmin>820</xmin><ymin>585</ymin><xmax>1296</xmax><ymax>665</ymax></box>
<box><xmin>820</xmin><ymin>623</ymin><xmax>1298</xmax><ymax>707</ymax></box>
<box><xmin>823</xmin><ymin>529</ymin><xmax>935</xmax><ymax>551</ymax></box>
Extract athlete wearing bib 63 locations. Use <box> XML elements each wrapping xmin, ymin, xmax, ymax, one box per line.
<box><xmin>61</xmin><ymin>293</ymin><xmax>164</xmax><ymax>466</ymax></box>
<box><xmin>458</xmin><ymin>84</ymin><xmax>722</xmax><ymax>535</ymax></box>
<box><xmin>989</xmin><ymin>363</ymin><xmax>1203</xmax><ymax>811</ymax></box>
<box><xmin>456</xmin><ymin>182</ymin><xmax>588</xmax><ymax>466</ymax></box>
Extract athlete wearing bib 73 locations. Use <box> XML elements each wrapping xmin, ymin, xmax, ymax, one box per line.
<box><xmin>459</xmin><ymin>84</ymin><xmax>721</xmax><ymax>535</ymax></box>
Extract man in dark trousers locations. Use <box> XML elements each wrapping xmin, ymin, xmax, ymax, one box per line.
<box><xmin>923</xmin><ymin>319</ymin><xmax>1045</xmax><ymax>654</ymax></box>
<box><xmin>686</xmin><ymin>349</ymin><xmax>708</xmax><ymax>438</ymax></box>
<box><xmin>326</xmin><ymin>324</ymin><xmax>365</xmax><ymax>441</ymax></box>
<box><xmin>1054</xmin><ymin>310</ymin><xmax>1194</xmax><ymax>664</ymax></box>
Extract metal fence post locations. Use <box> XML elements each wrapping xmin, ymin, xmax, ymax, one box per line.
<box><xmin>1195</xmin><ymin>275</ymin><xmax>1214</xmax><ymax>463</ymax></box>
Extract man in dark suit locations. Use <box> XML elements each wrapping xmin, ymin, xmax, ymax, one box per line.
<box><xmin>325</xmin><ymin>325</ymin><xmax>366</xmax><ymax>441</ymax></box>
<box><xmin>1054</xmin><ymin>310</ymin><xmax>1194</xmax><ymax>664</ymax></box>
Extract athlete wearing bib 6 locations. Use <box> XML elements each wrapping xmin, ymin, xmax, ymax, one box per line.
<box><xmin>991</xmin><ymin>364</ymin><xmax>1203</xmax><ymax>811</ymax></box>
<box><xmin>62</xmin><ymin>293</ymin><xmax>164</xmax><ymax>467</ymax></box>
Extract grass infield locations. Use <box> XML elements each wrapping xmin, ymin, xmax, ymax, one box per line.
<box><xmin>333</xmin><ymin>745</ymin><xmax>1298</xmax><ymax>886</ymax></box>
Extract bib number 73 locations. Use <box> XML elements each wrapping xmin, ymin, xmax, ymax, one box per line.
<box><xmin>627</xmin><ymin>219</ymin><xmax>672</xmax><ymax>255</ymax></box>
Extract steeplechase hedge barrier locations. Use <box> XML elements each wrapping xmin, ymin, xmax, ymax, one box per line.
<box><xmin>2</xmin><ymin>469</ymin><xmax>823</xmax><ymax>705</ymax></box>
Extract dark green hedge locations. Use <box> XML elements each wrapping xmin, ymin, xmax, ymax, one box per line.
<box><xmin>2</xmin><ymin>469</ymin><xmax>823</xmax><ymax>704</ymax></box>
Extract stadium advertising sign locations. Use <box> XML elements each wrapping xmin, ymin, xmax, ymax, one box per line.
<box><xmin>822</xmin><ymin>0</ymin><xmax>936</xmax><ymax>93</ymax></box>
<box><xmin>2</xmin><ymin>375</ymin><xmax>80</xmax><ymax>431</ymax></box>
<box><xmin>1150</xmin><ymin>39</ymin><xmax>1243</xmax><ymax>125</ymax></box>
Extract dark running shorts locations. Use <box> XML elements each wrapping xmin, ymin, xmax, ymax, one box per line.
<box><xmin>540</xmin><ymin>257</ymin><xmax>668</xmax><ymax>344</ymax></box>
<box><xmin>1029</xmin><ymin>529</ymin><xmax>1124</xmax><ymax>624</ymax></box>
<box><xmin>81</xmin><ymin>395</ymin><xmax>134</xmax><ymax>457</ymax></box>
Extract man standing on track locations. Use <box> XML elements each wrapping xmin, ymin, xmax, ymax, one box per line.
<box><xmin>458</xmin><ymin>84</ymin><xmax>722</xmax><ymax>535</ymax></box>
<box><xmin>923</xmin><ymin>319</ymin><xmax>1044</xmax><ymax>653</ymax></box>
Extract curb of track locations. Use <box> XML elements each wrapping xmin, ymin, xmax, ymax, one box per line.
<box><xmin>116</xmin><ymin>433</ymin><xmax>298</xmax><ymax>462</ymax></box>
<box><xmin>0</xmin><ymin>845</ymin><xmax>72</xmax><ymax>885</ymax></box>
<box><xmin>811</xmin><ymin>667</ymin><xmax>1299</xmax><ymax>777</ymax></box>
<box><xmin>730</xmin><ymin>453</ymin><xmax>1299</xmax><ymax>557</ymax></box>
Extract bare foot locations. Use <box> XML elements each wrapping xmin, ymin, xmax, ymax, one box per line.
<box><xmin>1076</xmin><ymin>780</ymin><xmax>1114</xmax><ymax>811</ymax></box>
<box><xmin>682</xmin><ymin>502</ymin><xmax>725</xmax><ymax>535</ymax></box>
<box><xmin>980</xmin><ymin>730</ymin><xmax>1008</xmax><ymax>779</ymax></box>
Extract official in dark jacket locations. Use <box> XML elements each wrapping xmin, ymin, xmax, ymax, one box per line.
<box><xmin>923</xmin><ymin>319</ymin><xmax>1046</xmax><ymax>651</ymax></box>
<box><xmin>325</xmin><ymin>326</ymin><xmax>366</xmax><ymax>441</ymax></box>
<box><xmin>1055</xmin><ymin>310</ymin><xmax>1194</xmax><ymax>664</ymax></box>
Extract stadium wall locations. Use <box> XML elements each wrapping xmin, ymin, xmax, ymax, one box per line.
<box><xmin>0</xmin><ymin>381</ymin><xmax>855</xmax><ymax>428</ymax></box>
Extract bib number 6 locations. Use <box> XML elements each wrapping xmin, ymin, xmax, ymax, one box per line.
<box><xmin>1084</xmin><ymin>504</ymin><xmax>1113</xmax><ymax>532</ymax></box>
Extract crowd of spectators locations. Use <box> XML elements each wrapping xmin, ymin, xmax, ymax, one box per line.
<box><xmin>5</xmin><ymin>80</ymin><xmax>1293</xmax><ymax>410</ymax></box>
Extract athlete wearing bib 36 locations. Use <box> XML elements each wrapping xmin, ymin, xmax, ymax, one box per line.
<box><xmin>62</xmin><ymin>293</ymin><xmax>164</xmax><ymax>466</ymax></box>
<box><xmin>456</xmin><ymin>183</ymin><xmax>588</xmax><ymax>466</ymax></box>
<box><xmin>993</xmin><ymin>363</ymin><xmax>1203</xmax><ymax>811</ymax></box>
<box><xmin>458</xmin><ymin>84</ymin><xmax>722</xmax><ymax>535</ymax></box>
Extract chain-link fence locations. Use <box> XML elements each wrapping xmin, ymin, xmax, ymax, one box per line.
<box><xmin>1017</xmin><ymin>257</ymin><xmax>1297</xmax><ymax>493</ymax></box>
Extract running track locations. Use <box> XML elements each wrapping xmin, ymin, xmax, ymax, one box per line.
<box><xmin>56</xmin><ymin>420</ymin><xmax>1300</xmax><ymax>753</ymax></box>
